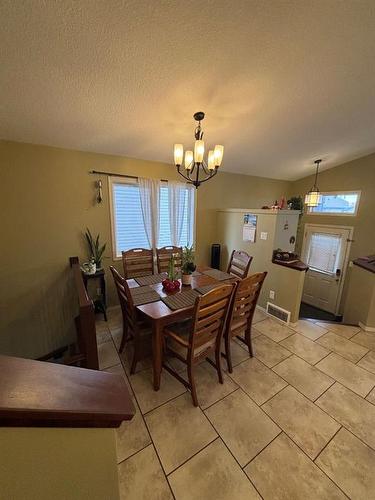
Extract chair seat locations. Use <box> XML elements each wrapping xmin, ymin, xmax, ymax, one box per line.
<box><xmin>164</xmin><ymin>321</ymin><xmax>215</xmax><ymax>358</ymax></box>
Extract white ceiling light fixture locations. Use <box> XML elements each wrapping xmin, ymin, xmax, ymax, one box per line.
<box><xmin>305</xmin><ymin>159</ymin><xmax>322</xmax><ymax>207</ymax></box>
<box><xmin>174</xmin><ymin>112</ymin><xmax>224</xmax><ymax>188</ymax></box>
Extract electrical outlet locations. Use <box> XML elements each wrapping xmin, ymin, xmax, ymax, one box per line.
<box><xmin>260</xmin><ymin>232</ymin><xmax>268</xmax><ymax>240</ymax></box>
<box><xmin>269</xmin><ymin>290</ymin><xmax>275</xmax><ymax>300</ymax></box>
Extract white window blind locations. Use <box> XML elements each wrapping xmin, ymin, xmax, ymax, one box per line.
<box><xmin>307</xmin><ymin>232</ymin><xmax>341</xmax><ymax>274</ymax></box>
<box><xmin>112</xmin><ymin>182</ymin><xmax>150</xmax><ymax>255</ymax></box>
<box><xmin>111</xmin><ymin>179</ymin><xmax>195</xmax><ymax>257</ymax></box>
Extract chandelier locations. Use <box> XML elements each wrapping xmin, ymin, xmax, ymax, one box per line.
<box><xmin>305</xmin><ymin>159</ymin><xmax>322</xmax><ymax>207</ymax></box>
<box><xmin>174</xmin><ymin>112</ymin><xmax>224</xmax><ymax>188</ymax></box>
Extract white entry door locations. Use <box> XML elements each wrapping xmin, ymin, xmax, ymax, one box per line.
<box><xmin>301</xmin><ymin>225</ymin><xmax>352</xmax><ymax>314</ymax></box>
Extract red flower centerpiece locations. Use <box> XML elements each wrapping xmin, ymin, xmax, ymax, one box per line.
<box><xmin>162</xmin><ymin>254</ymin><xmax>180</xmax><ymax>292</ymax></box>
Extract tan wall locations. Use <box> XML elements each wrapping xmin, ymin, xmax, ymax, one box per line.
<box><xmin>344</xmin><ymin>265</ymin><xmax>375</xmax><ymax>328</ymax></box>
<box><xmin>0</xmin><ymin>140</ymin><xmax>289</xmax><ymax>358</ymax></box>
<box><xmin>0</xmin><ymin>427</ymin><xmax>119</xmax><ymax>500</ymax></box>
<box><xmin>196</xmin><ymin>172</ymin><xmax>290</xmax><ymax>265</ymax></box>
<box><xmin>216</xmin><ymin>210</ymin><xmax>305</xmax><ymax>323</ymax></box>
<box><xmin>290</xmin><ymin>153</ymin><xmax>375</xmax><ymax>313</ymax></box>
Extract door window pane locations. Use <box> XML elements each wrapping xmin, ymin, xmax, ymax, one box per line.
<box><xmin>307</xmin><ymin>232</ymin><xmax>341</xmax><ymax>273</ymax></box>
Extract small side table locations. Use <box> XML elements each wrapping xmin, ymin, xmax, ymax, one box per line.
<box><xmin>82</xmin><ymin>269</ymin><xmax>107</xmax><ymax>321</ymax></box>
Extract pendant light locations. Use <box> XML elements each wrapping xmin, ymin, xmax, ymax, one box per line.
<box><xmin>305</xmin><ymin>159</ymin><xmax>322</xmax><ymax>207</ymax></box>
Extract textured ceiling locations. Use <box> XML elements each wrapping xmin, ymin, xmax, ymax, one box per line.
<box><xmin>1</xmin><ymin>0</ymin><xmax>375</xmax><ymax>180</ymax></box>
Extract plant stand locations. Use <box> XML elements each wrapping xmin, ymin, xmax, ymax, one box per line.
<box><xmin>82</xmin><ymin>269</ymin><xmax>107</xmax><ymax>321</ymax></box>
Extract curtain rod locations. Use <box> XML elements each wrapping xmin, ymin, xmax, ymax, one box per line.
<box><xmin>89</xmin><ymin>170</ymin><xmax>169</xmax><ymax>183</ymax></box>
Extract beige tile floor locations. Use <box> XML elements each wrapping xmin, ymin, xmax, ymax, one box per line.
<box><xmin>98</xmin><ymin>308</ymin><xmax>375</xmax><ymax>500</ymax></box>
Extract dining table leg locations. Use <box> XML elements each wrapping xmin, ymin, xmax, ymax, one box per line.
<box><xmin>152</xmin><ymin>321</ymin><xmax>163</xmax><ymax>391</ymax></box>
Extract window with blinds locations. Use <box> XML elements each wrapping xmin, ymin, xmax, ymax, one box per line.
<box><xmin>111</xmin><ymin>179</ymin><xmax>195</xmax><ymax>257</ymax></box>
<box><xmin>306</xmin><ymin>232</ymin><xmax>341</xmax><ymax>274</ymax></box>
<box><xmin>112</xmin><ymin>182</ymin><xmax>150</xmax><ymax>256</ymax></box>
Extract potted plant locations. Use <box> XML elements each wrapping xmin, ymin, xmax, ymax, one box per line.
<box><xmin>181</xmin><ymin>245</ymin><xmax>196</xmax><ymax>286</ymax></box>
<box><xmin>162</xmin><ymin>254</ymin><xmax>181</xmax><ymax>292</ymax></box>
<box><xmin>287</xmin><ymin>196</ymin><xmax>304</xmax><ymax>212</ymax></box>
<box><xmin>84</xmin><ymin>228</ymin><xmax>106</xmax><ymax>270</ymax></box>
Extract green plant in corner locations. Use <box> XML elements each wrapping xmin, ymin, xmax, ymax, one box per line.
<box><xmin>85</xmin><ymin>228</ymin><xmax>106</xmax><ymax>269</ymax></box>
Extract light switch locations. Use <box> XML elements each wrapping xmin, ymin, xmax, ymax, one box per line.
<box><xmin>260</xmin><ymin>232</ymin><xmax>268</xmax><ymax>240</ymax></box>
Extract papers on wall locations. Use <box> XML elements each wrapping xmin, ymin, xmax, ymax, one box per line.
<box><xmin>243</xmin><ymin>214</ymin><xmax>257</xmax><ymax>242</ymax></box>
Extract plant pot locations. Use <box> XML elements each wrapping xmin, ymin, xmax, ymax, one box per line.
<box><xmin>182</xmin><ymin>273</ymin><xmax>192</xmax><ymax>286</ymax></box>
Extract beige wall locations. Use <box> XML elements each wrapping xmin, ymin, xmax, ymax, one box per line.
<box><xmin>216</xmin><ymin>210</ymin><xmax>305</xmax><ymax>323</ymax></box>
<box><xmin>196</xmin><ymin>171</ymin><xmax>290</xmax><ymax>264</ymax></box>
<box><xmin>290</xmin><ymin>153</ymin><xmax>375</xmax><ymax>313</ymax></box>
<box><xmin>0</xmin><ymin>140</ymin><xmax>289</xmax><ymax>358</ymax></box>
<box><xmin>344</xmin><ymin>265</ymin><xmax>375</xmax><ymax>329</ymax></box>
<box><xmin>0</xmin><ymin>427</ymin><xmax>119</xmax><ymax>499</ymax></box>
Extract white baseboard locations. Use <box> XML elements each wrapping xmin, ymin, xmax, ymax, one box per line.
<box><xmin>359</xmin><ymin>321</ymin><xmax>375</xmax><ymax>332</ymax></box>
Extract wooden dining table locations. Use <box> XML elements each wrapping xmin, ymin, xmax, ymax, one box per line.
<box><xmin>126</xmin><ymin>266</ymin><xmax>237</xmax><ymax>391</ymax></box>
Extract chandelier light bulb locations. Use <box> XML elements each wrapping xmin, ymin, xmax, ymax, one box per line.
<box><xmin>207</xmin><ymin>150</ymin><xmax>215</xmax><ymax>170</ymax></box>
<box><xmin>214</xmin><ymin>145</ymin><xmax>224</xmax><ymax>167</ymax></box>
<box><xmin>174</xmin><ymin>144</ymin><xmax>183</xmax><ymax>166</ymax></box>
<box><xmin>184</xmin><ymin>150</ymin><xmax>193</xmax><ymax>170</ymax></box>
<box><xmin>194</xmin><ymin>140</ymin><xmax>205</xmax><ymax>163</ymax></box>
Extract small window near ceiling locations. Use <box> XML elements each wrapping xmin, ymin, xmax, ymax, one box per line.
<box><xmin>307</xmin><ymin>191</ymin><xmax>361</xmax><ymax>216</ymax></box>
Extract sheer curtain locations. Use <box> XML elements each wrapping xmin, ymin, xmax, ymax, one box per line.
<box><xmin>138</xmin><ymin>177</ymin><xmax>160</xmax><ymax>249</ymax></box>
<box><xmin>168</xmin><ymin>181</ymin><xmax>188</xmax><ymax>246</ymax></box>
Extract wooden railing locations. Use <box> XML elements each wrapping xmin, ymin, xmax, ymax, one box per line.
<box><xmin>0</xmin><ymin>354</ymin><xmax>134</xmax><ymax>427</ymax></box>
<box><xmin>69</xmin><ymin>256</ymin><xmax>99</xmax><ymax>370</ymax></box>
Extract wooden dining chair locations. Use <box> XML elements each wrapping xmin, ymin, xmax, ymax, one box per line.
<box><xmin>224</xmin><ymin>272</ymin><xmax>267</xmax><ymax>372</ymax></box>
<box><xmin>227</xmin><ymin>249</ymin><xmax>253</xmax><ymax>279</ymax></box>
<box><xmin>156</xmin><ymin>246</ymin><xmax>182</xmax><ymax>274</ymax></box>
<box><xmin>110</xmin><ymin>266</ymin><xmax>150</xmax><ymax>373</ymax></box>
<box><xmin>163</xmin><ymin>284</ymin><xmax>235</xmax><ymax>406</ymax></box>
<box><xmin>122</xmin><ymin>248</ymin><xmax>154</xmax><ymax>279</ymax></box>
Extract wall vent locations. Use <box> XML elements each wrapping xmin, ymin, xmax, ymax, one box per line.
<box><xmin>266</xmin><ymin>302</ymin><xmax>291</xmax><ymax>324</ymax></box>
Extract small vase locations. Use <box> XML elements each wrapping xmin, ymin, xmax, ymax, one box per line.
<box><xmin>182</xmin><ymin>274</ymin><xmax>192</xmax><ymax>286</ymax></box>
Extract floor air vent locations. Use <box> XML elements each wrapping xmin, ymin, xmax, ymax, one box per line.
<box><xmin>266</xmin><ymin>302</ymin><xmax>291</xmax><ymax>324</ymax></box>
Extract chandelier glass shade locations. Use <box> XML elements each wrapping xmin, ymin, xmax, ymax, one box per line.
<box><xmin>174</xmin><ymin>112</ymin><xmax>224</xmax><ymax>188</ymax></box>
<box><xmin>305</xmin><ymin>159</ymin><xmax>322</xmax><ymax>207</ymax></box>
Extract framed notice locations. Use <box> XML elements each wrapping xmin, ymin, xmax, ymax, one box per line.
<box><xmin>243</xmin><ymin>213</ymin><xmax>257</xmax><ymax>242</ymax></box>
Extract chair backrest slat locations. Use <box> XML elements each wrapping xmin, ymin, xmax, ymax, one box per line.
<box><xmin>156</xmin><ymin>246</ymin><xmax>182</xmax><ymax>274</ymax></box>
<box><xmin>190</xmin><ymin>284</ymin><xmax>235</xmax><ymax>354</ymax></box>
<box><xmin>227</xmin><ymin>250</ymin><xmax>253</xmax><ymax>279</ymax></box>
<box><xmin>228</xmin><ymin>272</ymin><xmax>267</xmax><ymax>336</ymax></box>
<box><xmin>110</xmin><ymin>266</ymin><xmax>136</xmax><ymax>328</ymax></box>
<box><xmin>122</xmin><ymin>248</ymin><xmax>154</xmax><ymax>279</ymax></box>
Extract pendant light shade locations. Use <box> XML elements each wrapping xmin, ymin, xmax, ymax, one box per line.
<box><xmin>305</xmin><ymin>159</ymin><xmax>322</xmax><ymax>207</ymax></box>
<box><xmin>304</xmin><ymin>189</ymin><xmax>321</xmax><ymax>207</ymax></box>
